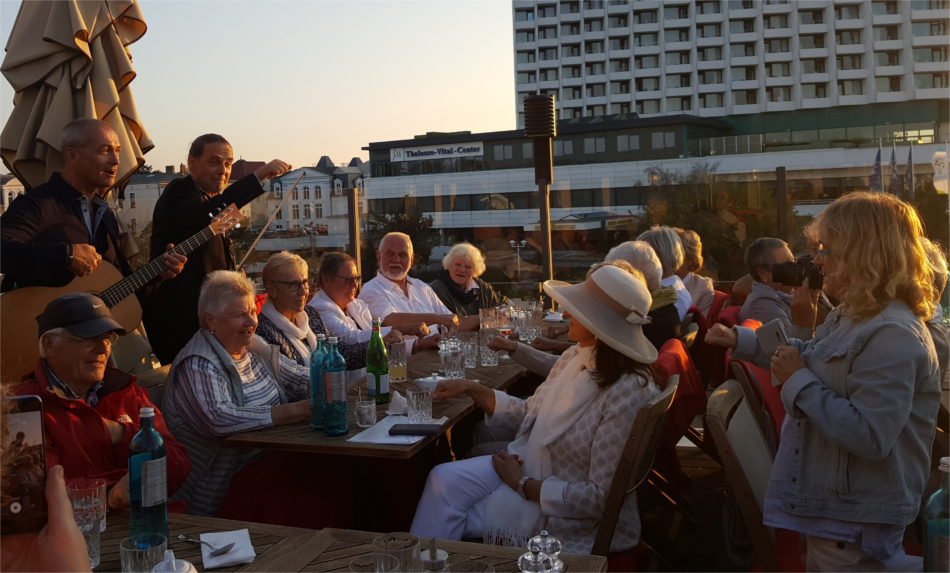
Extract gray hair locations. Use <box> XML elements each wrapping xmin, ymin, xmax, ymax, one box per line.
<box><xmin>637</xmin><ymin>226</ymin><xmax>684</xmax><ymax>278</ymax></box>
<box><xmin>60</xmin><ymin>119</ymin><xmax>114</xmax><ymax>151</ymax></box>
<box><xmin>262</xmin><ymin>251</ymin><xmax>308</xmax><ymax>285</ymax></box>
<box><xmin>442</xmin><ymin>243</ymin><xmax>486</xmax><ymax>278</ymax></box>
<box><xmin>745</xmin><ymin>237</ymin><xmax>788</xmax><ymax>282</ymax></box>
<box><xmin>379</xmin><ymin>232</ymin><xmax>413</xmax><ymax>255</ymax></box>
<box><xmin>38</xmin><ymin>327</ymin><xmax>68</xmax><ymax>358</ymax></box>
<box><xmin>606</xmin><ymin>241</ymin><xmax>663</xmax><ymax>291</ymax></box>
<box><xmin>198</xmin><ymin>271</ymin><xmax>256</xmax><ymax>328</ymax></box>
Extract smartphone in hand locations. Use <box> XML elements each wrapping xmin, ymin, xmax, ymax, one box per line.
<box><xmin>1</xmin><ymin>395</ymin><xmax>48</xmax><ymax>535</ymax></box>
<box><xmin>756</xmin><ymin>320</ymin><xmax>791</xmax><ymax>387</ymax></box>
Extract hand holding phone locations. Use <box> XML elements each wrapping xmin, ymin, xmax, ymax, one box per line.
<box><xmin>1</xmin><ymin>396</ymin><xmax>47</xmax><ymax>535</ymax></box>
<box><xmin>756</xmin><ymin>320</ymin><xmax>791</xmax><ymax>387</ymax></box>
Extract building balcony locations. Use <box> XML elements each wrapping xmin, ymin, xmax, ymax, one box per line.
<box><xmin>538</xmin><ymin>37</ymin><xmax>559</xmax><ymax>48</ymax></box>
<box><xmin>729</xmin><ymin>31</ymin><xmax>758</xmax><ymax>43</ymax></box>
<box><xmin>728</xmin><ymin>8</ymin><xmax>757</xmax><ymax>19</ymax></box>
<box><xmin>514</xmin><ymin>20</ymin><xmax>536</xmax><ymax>30</ymax></box>
<box><xmin>914</xmin><ymin>61</ymin><xmax>950</xmax><ymax>73</ymax></box>
<box><xmin>697</xmin><ymin>105</ymin><xmax>727</xmax><ymax>117</ymax></box>
<box><xmin>609</xmin><ymin>70</ymin><xmax>632</xmax><ymax>80</ymax></box>
<box><xmin>765</xmin><ymin>75</ymin><xmax>794</xmax><ymax>86</ymax></box>
<box><xmin>514</xmin><ymin>39</ymin><xmax>537</xmax><ymax>49</ymax></box>
<box><xmin>697</xmin><ymin>82</ymin><xmax>727</xmax><ymax>93</ymax></box>
<box><xmin>609</xmin><ymin>91</ymin><xmax>633</xmax><ymax>101</ymax></box>
<box><xmin>664</xmin><ymin>40</ymin><xmax>693</xmax><ymax>51</ymax></box>
<box><xmin>797</xmin><ymin>0</ymin><xmax>829</xmax><ymax>8</ymax></box>
<box><xmin>608</xmin><ymin>26</ymin><xmax>631</xmax><ymax>36</ymax></box>
<box><xmin>801</xmin><ymin>97</ymin><xmax>832</xmax><ymax>108</ymax></box>
<box><xmin>584</xmin><ymin>8</ymin><xmax>605</xmax><ymax>18</ymax></box>
<box><xmin>516</xmin><ymin>82</ymin><xmax>538</xmax><ymax>92</ymax></box>
<box><xmin>876</xmin><ymin>90</ymin><xmax>908</xmax><ymax>103</ymax></box>
<box><xmin>764</xmin><ymin>27</ymin><xmax>794</xmax><ymax>39</ymax></box>
<box><xmin>634</xmin><ymin>0</ymin><xmax>660</xmax><ymax>9</ymax></box>
<box><xmin>799</xmin><ymin>23</ymin><xmax>829</xmax><ymax>34</ymax></box>
<box><xmin>634</xmin><ymin>66</ymin><xmax>663</xmax><ymax>77</ymax></box>
<box><xmin>872</xmin><ymin>13</ymin><xmax>903</xmax><ymax>25</ymax></box>
<box><xmin>583</xmin><ymin>30</ymin><xmax>606</xmax><ymax>41</ymax></box>
<box><xmin>801</xmin><ymin>72</ymin><xmax>830</xmax><ymax>83</ymax></box>
<box><xmin>766</xmin><ymin>100</ymin><xmax>796</xmax><ymax>112</ymax></box>
<box><xmin>516</xmin><ymin>62</ymin><xmax>539</xmax><ymax>71</ymax></box>
<box><xmin>835</xmin><ymin>18</ymin><xmax>867</xmax><ymax>30</ymax></box>
<box><xmin>917</xmin><ymin>86</ymin><xmax>950</xmax><ymax>99</ymax></box>
<box><xmin>731</xmin><ymin>78</ymin><xmax>760</xmax><ymax>90</ymax></box>
<box><xmin>539</xmin><ymin>79</ymin><xmax>561</xmax><ymax>89</ymax></box>
<box><xmin>835</xmin><ymin>43</ymin><xmax>867</xmax><ymax>55</ymax></box>
<box><xmin>838</xmin><ymin>93</ymin><xmax>869</xmax><ymax>106</ymax></box>
<box><xmin>763</xmin><ymin>2</ymin><xmax>792</xmax><ymax>14</ymax></box>
<box><xmin>559</xmin><ymin>12</ymin><xmax>581</xmax><ymax>22</ymax></box>
<box><xmin>731</xmin><ymin>102</ymin><xmax>762</xmax><ymax>114</ymax></box>
<box><xmin>586</xmin><ymin>95</ymin><xmax>608</xmax><ymax>106</ymax></box>
<box><xmin>730</xmin><ymin>55</ymin><xmax>760</xmax><ymax>67</ymax></box>
<box><xmin>696</xmin><ymin>35</ymin><xmax>725</xmax><ymax>47</ymax></box>
<box><xmin>697</xmin><ymin>58</ymin><xmax>726</xmax><ymax>70</ymax></box>
<box><xmin>911</xmin><ymin>8</ymin><xmax>950</xmax><ymax>21</ymax></box>
<box><xmin>632</xmin><ymin>44</ymin><xmax>660</xmax><ymax>55</ymax></box>
<box><xmin>587</xmin><ymin>73</ymin><xmax>607</xmax><ymax>82</ymax></box>
<box><xmin>561</xmin><ymin>75</ymin><xmax>584</xmax><ymax>86</ymax></box>
<box><xmin>666</xmin><ymin>85</ymin><xmax>694</xmax><ymax>96</ymax></box>
<box><xmin>873</xmin><ymin>39</ymin><xmax>904</xmax><ymax>51</ymax></box>
<box><xmin>561</xmin><ymin>54</ymin><xmax>584</xmax><ymax>65</ymax></box>
<box><xmin>633</xmin><ymin>22</ymin><xmax>660</xmax><ymax>33</ymax></box>
<box><xmin>696</xmin><ymin>12</ymin><xmax>724</xmax><ymax>24</ymax></box>
<box><xmin>800</xmin><ymin>47</ymin><xmax>830</xmax><ymax>59</ymax></box>
<box><xmin>664</xmin><ymin>63</ymin><xmax>693</xmax><ymax>74</ymax></box>
<box><xmin>663</xmin><ymin>18</ymin><xmax>691</xmax><ymax>28</ymax></box>
<box><xmin>837</xmin><ymin>67</ymin><xmax>869</xmax><ymax>79</ymax></box>
<box><xmin>584</xmin><ymin>51</ymin><xmax>607</xmax><ymax>62</ymax></box>
<box><xmin>607</xmin><ymin>1</ymin><xmax>630</xmax><ymax>13</ymax></box>
<box><xmin>764</xmin><ymin>51</ymin><xmax>794</xmax><ymax>62</ymax></box>
<box><xmin>913</xmin><ymin>34</ymin><xmax>950</xmax><ymax>48</ymax></box>
<box><xmin>537</xmin><ymin>16</ymin><xmax>558</xmax><ymax>26</ymax></box>
<box><xmin>874</xmin><ymin>64</ymin><xmax>905</xmax><ymax>76</ymax></box>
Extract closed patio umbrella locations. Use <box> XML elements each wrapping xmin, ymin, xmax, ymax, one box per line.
<box><xmin>0</xmin><ymin>0</ymin><xmax>153</xmax><ymax>191</ymax></box>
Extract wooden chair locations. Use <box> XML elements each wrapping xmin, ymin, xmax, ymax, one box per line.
<box><xmin>729</xmin><ymin>361</ymin><xmax>777</xmax><ymax>459</ymax></box>
<box><xmin>592</xmin><ymin>377</ymin><xmax>678</xmax><ymax>558</ymax></box>
<box><xmin>706</xmin><ymin>380</ymin><xmax>782</xmax><ymax>572</ymax></box>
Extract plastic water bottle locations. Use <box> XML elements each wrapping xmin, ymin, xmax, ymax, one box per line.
<box><xmin>923</xmin><ymin>456</ymin><xmax>949</xmax><ymax>572</ymax></box>
<box><xmin>129</xmin><ymin>407</ymin><xmax>168</xmax><ymax>541</ymax></box>
<box><xmin>323</xmin><ymin>337</ymin><xmax>349</xmax><ymax>437</ymax></box>
<box><xmin>310</xmin><ymin>334</ymin><xmax>328</xmax><ymax>430</ymax></box>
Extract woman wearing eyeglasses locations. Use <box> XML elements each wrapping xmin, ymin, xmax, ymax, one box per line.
<box><xmin>308</xmin><ymin>252</ymin><xmax>432</xmax><ymax>354</ymax></box>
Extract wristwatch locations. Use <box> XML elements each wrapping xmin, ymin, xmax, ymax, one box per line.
<box><xmin>516</xmin><ymin>475</ymin><xmax>531</xmax><ymax>500</ymax></box>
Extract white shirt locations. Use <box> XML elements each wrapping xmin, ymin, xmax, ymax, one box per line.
<box><xmin>681</xmin><ymin>273</ymin><xmax>715</xmax><ymax>319</ymax></box>
<box><xmin>307</xmin><ymin>289</ymin><xmax>391</xmax><ymax>345</ymax></box>
<box><xmin>358</xmin><ymin>273</ymin><xmax>453</xmax><ymax>332</ymax></box>
<box><xmin>661</xmin><ymin>275</ymin><xmax>692</xmax><ymax>321</ymax></box>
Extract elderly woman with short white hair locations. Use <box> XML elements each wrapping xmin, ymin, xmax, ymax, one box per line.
<box><xmin>430</xmin><ymin>242</ymin><xmax>507</xmax><ymax>317</ymax></box>
<box><xmin>606</xmin><ymin>240</ymin><xmax>682</xmax><ymax>349</ymax></box>
<box><xmin>163</xmin><ymin>270</ymin><xmax>312</xmax><ymax>517</ymax></box>
<box><xmin>637</xmin><ymin>226</ymin><xmax>692</xmax><ymax>320</ymax></box>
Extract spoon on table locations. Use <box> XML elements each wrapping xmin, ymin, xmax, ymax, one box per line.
<box><xmin>177</xmin><ymin>535</ymin><xmax>234</xmax><ymax>557</ymax></box>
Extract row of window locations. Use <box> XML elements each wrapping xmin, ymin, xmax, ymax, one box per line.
<box><xmin>516</xmin><ymin>0</ymin><xmax>948</xmax><ymax>22</ymax></box>
<box><xmin>274</xmin><ymin>204</ymin><xmax>325</xmax><ymax>221</ymax></box>
<box><xmin>273</xmin><ymin>186</ymin><xmax>324</xmax><ymax>200</ymax></box>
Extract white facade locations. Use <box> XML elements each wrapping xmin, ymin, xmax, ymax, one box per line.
<box><xmin>0</xmin><ymin>175</ymin><xmax>25</xmax><ymax>214</ymax></box>
<box><xmin>267</xmin><ymin>168</ymin><xmax>333</xmax><ymax>232</ymax></box>
<box><xmin>512</xmin><ymin>0</ymin><xmax>949</xmax><ymax>126</ymax></box>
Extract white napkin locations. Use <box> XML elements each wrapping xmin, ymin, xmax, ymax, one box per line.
<box><xmin>199</xmin><ymin>529</ymin><xmax>256</xmax><ymax>569</ymax></box>
<box><xmin>387</xmin><ymin>391</ymin><xmax>408</xmax><ymax>415</ymax></box>
<box><xmin>543</xmin><ymin>312</ymin><xmax>563</xmax><ymax>322</ymax></box>
<box><xmin>347</xmin><ymin>415</ymin><xmax>448</xmax><ymax>445</ymax></box>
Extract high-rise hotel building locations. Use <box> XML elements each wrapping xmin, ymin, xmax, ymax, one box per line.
<box><xmin>512</xmin><ymin>0</ymin><xmax>948</xmax><ymax>126</ymax></box>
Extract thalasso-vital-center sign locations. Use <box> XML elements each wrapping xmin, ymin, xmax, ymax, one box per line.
<box><xmin>390</xmin><ymin>142</ymin><xmax>484</xmax><ymax>162</ymax></box>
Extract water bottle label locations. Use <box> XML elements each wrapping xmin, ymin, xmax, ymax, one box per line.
<box><xmin>141</xmin><ymin>456</ymin><xmax>167</xmax><ymax>507</ymax></box>
<box><xmin>325</xmin><ymin>371</ymin><xmax>346</xmax><ymax>403</ymax></box>
<box><xmin>378</xmin><ymin>374</ymin><xmax>390</xmax><ymax>395</ymax></box>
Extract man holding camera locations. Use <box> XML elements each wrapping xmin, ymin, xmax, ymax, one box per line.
<box><xmin>739</xmin><ymin>237</ymin><xmax>821</xmax><ymax>340</ymax></box>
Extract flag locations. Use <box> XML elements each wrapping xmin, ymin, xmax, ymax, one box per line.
<box><xmin>869</xmin><ymin>148</ymin><xmax>884</xmax><ymax>192</ymax></box>
<box><xmin>906</xmin><ymin>144</ymin><xmax>915</xmax><ymax>200</ymax></box>
<box><xmin>934</xmin><ymin>144</ymin><xmax>949</xmax><ymax>194</ymax></box>
<box><xmin>888</xmin><ymin>145</ymin><xmax>900</xmax><ymax>195</ymax></box>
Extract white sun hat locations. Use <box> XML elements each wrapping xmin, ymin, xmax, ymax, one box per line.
<box><xmin>542</xmin><ymin>265</ymin><xmax>658</xmax><ymax>364</ymax></box>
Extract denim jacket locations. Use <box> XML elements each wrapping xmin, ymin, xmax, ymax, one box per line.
<box><xmin>734</xmin><ymin>299</ymin><xmax>940</xmax><ymax>526</ymax></box>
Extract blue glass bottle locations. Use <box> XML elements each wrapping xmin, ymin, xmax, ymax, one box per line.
<box><xmin>310</xmin><ymin>334</ymin><xmax>328</xmax><ymax>430</ymax></box>
<box><xmin>129</xmin><ymin>407</ymin><xmax>168</xmax><ymax>542</ymax></box>
<box><xmin>322</xmin><ymin>337</ymin><xmax>349</xmax><ymax>437</ymax></box>
<box><xmin>923</xmin><ymin>457</ymin><xmax>949</xmax><ymax>572</ymax></box>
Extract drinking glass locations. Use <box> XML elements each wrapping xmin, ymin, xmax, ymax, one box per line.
<box><xmin>479</xmin><ymin>328</ymin><xmax>498</xmax><ymax>367</ymax></box>
<box><xmin>443</xmin><ymin>321</ymin><xmax>459</xmax><ymax>341</ymax></box>
<box><xmin>356</xmin><ymin>400</ymin><xmax>377</xmax><ymax>428</ymax></box>
<box><xmin>388</xmin><ymin>342</ymin><xmax>407</xmax><ymax>384</ymax></box>
<box><xmin>448</xmin><ymin>346</ymin><xmax>464</xmax><ymax>378</ymax></box>
<box><xmin>120</xmin><ymin>535</ymin><xmax>167</xmax><ymax>573</ymax></box>
<box><xmin>349</xmin><ymin>554</ymin><xmax>400</xmax><ymax>572</ymax></box>
<box><xmin>373</xmin><ymin>533</ymin><xmax>422</xmax><ymax>573</ymax></box>
<box><xmin>67</xmin><ymin>479</ymin><xmax>105</xmax><ymax>568</ymax></box>
<box><xmin>460</xmin><ymin>332</ymin><xmax>478</xmax><ymax>369</ymax></box>
<box><xmin>407</xmin><ymin>389</ymin><xmax>432</xmax><ymax>424</ymax></box>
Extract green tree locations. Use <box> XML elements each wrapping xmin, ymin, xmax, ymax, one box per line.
<box><xmin>227</xmin><ymin>218</ymin><xmax>263</xmax><ymax>267</ymax></box>
<box><xmin>135</xmin><ymin>163</ymin><xmax>158</xmax><ymax>175</ymax></box>
<box><xmin>129</xmin><ymin>221</ymin><xmax>152</xmax><ymax>271</ymax></box>
<box><xmin>363</xmin><ymin>199</ymin><xmax>440</xmax><ymax>278</ymax></box>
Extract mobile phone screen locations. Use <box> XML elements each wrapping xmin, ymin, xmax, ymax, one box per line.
<box><xmin>1</xmin><ymin>396</ymin><xmax>48</xmax><ymax>535</ymax></box>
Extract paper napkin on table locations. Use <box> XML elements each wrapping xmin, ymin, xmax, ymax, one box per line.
<box><xmin>543</xmin><ymin>312</ymin><xmax>563</xmax><ymax>322</ymax></box>
<box><xmin>387</xmin><ymin>391</ymin><xmax>408</xmax><ymax>415</ymax></box>
<box><xmin>200</xmin><ymin>529</ymin><xmax>256</xmax><ymax>569</ymax></box>
<box><xmin>347</xmin><ymin>415</ymin><xmax>448</xmax><ymax>445</ymax></box>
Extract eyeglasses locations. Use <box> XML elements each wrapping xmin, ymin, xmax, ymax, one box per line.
<box><xmin>63</xmin><ymin>332</ymin><xmax>120</xmax><ymax>347</ymax></box>
<box><xmin>334</xmin><ymin>274</ymin><xmax>362</xmax><ymax>286</ymax></box>
<box><xmin>277</xmin><ymin>280</ymin><xmax>310</xmax><ymax>293</ymax></box>
<box><xmin>815</xmin><ymin>249</ymin><xmax>833</xmax><ymax>258</ymax></box>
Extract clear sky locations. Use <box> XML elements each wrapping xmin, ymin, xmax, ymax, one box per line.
<box><xmin>0</xmin><ymin>0</ymin><xmax>516</xmax><ymax>172</ymax></box>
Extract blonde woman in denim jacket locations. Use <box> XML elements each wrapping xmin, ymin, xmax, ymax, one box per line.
<box><xmin>707</xmin><ymin>192</ymin><xmax>941</xmax><ymax>572</ymax></box>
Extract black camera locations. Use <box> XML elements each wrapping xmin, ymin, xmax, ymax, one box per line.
<box><xmin>771</xmin><ymin>259</ymin><xmax>824</xmax><ymax>290</ymax></box>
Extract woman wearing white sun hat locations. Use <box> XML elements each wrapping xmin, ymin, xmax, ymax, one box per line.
<box><xmin>410</xmin><ymin>265</ymin><xmax>663</xmax><ymax>554</ymax></box>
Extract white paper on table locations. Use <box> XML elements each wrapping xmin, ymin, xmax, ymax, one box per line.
<box><xmin>347</xmin><ymin>415</ymin><xmax>448</xmax><ymax>445</ymax></box>
<box><xmin>200</xmin><ymin>529</ymin><xmax>256</xmax><ymax>569</ymax></box>
<box><xmin>387</xmin><ymin>391</ymin><xmax>408</xmax><ymax>415</ymax></box>
<box><xmin>543</xmin><ymin>312</ymin><xmax>563</xmax><ymax>322</ymax></box>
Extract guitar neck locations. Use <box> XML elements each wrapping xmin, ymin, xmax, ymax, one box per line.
<box><xmin>99</xmin><ymin>226</ymin><xmax>217</xmax><ymax>307</ymax></box>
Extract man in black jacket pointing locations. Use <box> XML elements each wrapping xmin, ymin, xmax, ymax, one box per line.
<box><xmin>143</xmin><ymin>134</ymin><xmax>290</xmax><ymax>364</ymax></box>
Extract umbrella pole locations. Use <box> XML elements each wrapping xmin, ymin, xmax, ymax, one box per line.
<box><xmin>237</xmin><ymin>171</ymin><xmax>305</xmax><ymax>271</ymax></box>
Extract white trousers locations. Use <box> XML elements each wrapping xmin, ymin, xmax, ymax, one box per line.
<box><xmin>410</xmin><ymin>455</ymin><xmax>503</xmax><ymax>540</ymax></box>
<box><xmin>804</xmin><ymin>536</ymin><xmax>922</xmax><ymax>573</ymax></box>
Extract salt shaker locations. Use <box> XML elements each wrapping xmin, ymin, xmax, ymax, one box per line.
<box><xmin>518</xmin><ymin>547</ymin><xmax>554</xmax><ymax>573</ymax></box>
<box><xmin>421</xmin><ymin>538</ymin><xmax>448</xmax><ymax>572</ymax></box>
<box><xmin>528</xmin><ymin>531</ymin><xmax>564</xmax><ymax>573</ymax></box>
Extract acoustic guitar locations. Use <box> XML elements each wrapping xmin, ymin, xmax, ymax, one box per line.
<box><xmin>1</xmin><ymin>204</ymin><xmax>242</xmax><ymax>379</ymax></box>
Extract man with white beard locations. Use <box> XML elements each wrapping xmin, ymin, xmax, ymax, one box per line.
<box><xmin>359</xmin><ymin>233</ymin><xmax>480</xmax><ymax>337</ymax></box>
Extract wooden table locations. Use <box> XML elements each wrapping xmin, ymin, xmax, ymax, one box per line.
<box><xmin>98</xmin><ymin>511</ymin><xmax>607</xmax><ymax>572</ymax></box>
<box><xmin>223</xmin><ymin>350</ymin><xmax>528</xmax><ymax>459</ymax></box>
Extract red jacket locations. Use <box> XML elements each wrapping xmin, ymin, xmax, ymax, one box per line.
<box><xmin>16</xmin><ymin>361</ymin><xmax>191</xmax><ymax>496</ymax></box>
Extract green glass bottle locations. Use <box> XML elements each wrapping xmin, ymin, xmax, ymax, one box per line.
<box><xmin>366</xmin><ymin>317</ymin><xmax>390</xmax><ymax>404</ymax></box>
